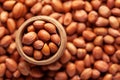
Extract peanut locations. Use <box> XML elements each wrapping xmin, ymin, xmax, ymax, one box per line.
<box><xmin>5</xmin><ymin>58</ymin><xmax>17</xmax><ymax>72</ymax></box>
<box><xmin>22</xmin><ymin>32</ymin><xmax>37</xmax><ymax>45</ymax></box>
<box><xmin>94</xmin><ymin>60</ymin><xmax>109</xmax><ymax>72</ymax></box>
<box><xmin>18</xmin><ymin>61</ymin><xmax>30</xmax><ymax>76</ymax></box>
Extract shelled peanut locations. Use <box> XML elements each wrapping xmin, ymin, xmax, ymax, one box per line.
<box><xmin>22</xmin><ymin>21</ymin><xmax>60</xmax><ymax>60</ymax></box>
<box><xmin>0</xmin><ymin>0</ymin><xmax>120</xmax><ymax>80</ymax></box>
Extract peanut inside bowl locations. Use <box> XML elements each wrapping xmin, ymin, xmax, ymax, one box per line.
<box><xmin>15</xmin><ymin>16</ymin><xmax>67</xmax><ymax>65</ymax></box>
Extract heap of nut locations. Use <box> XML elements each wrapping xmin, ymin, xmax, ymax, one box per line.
<box><xmin>22</xmin><ymin>20</ymin><xmax>60</xmax><ymax>60</ymax></box>
<box><xmin>0</xmin><ymin>0</ymin><xmax>120</xmax><ymax>80</ymax></box>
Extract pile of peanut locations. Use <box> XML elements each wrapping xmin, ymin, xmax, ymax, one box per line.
<box><xmin>22</xmin><ymin>20</ymin><xmax>60</xmax><ymax>60</ymax></box>
<box><xmin>0</xmin><ymin>0</ymin><xmax>120</xmax><ymax>80</ymax></box>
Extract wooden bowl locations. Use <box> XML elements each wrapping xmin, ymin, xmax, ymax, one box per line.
<box><xmin>15</xmin><ymin>16</ymin><xmax>67</xmax><ymax>65</ymax></box>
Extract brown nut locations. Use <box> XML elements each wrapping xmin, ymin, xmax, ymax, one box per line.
<box><xmin>109</xmin><ymin>64</ymin><xmax>119</xmax><ymax>75</ymax></box>
<box><xmin>66</xmin><ymin>22</ymin><xmax>77</xmax><ymax>35</ymax></box>
<box><xmin>82</xmin><ymin>30</ymin><xmax>96</xmax><ymax>41</ymax></box>
<box><xmin>63</xmin><ymin>12</ymin><xmax>72</xmax><ymax>26</ymax></box>
<box><xmin>107</xmin><ymin>0</ymin><xmax>115</xmax><ymax>9</ymax></box>
<box><xmin>49</xmin><ymin>42</ymin><xmax>58</xmax><ymax>54</ymax></box>
<box><xmin>23</xmin><ymin>46</ymin><xmax>33</xmax><ymax>56</ymax></box>
<box><xmin>71</xmin><ymin>0</ymin><xmax>84</xmax><ymax>10</ymax></box>
<box><xmin>33</xmin><ymin>40</ymin><xmax>44</xmax><ymax>50</ymax></box>
<box><xmin>60</xmin><ymin>49</ymin><xmax>71</xmax><ymax>64</ymax></box>
<box><xmin>94</xmin><ymin>60</ymin><xmax>109</xmax><ymax>72</ymax></box>
<box><xmin>103</xmin><ymin>74</ymin><xmax>112</xmax><ymax>80</ymax></box>
<box><xmin>73</xmin><ymin>10</ymin><xmax>87</xmax><ymax>22</ymax></box>
<box><xmin>92</xmin><ymin>46</ymin><xmax>103</xmax><ymax>59</ymax></box>
<box><xmin>103</xmin><ymin>35</ymin><xmax>115</xmax><ymax>44</ymax></box>
<box><xmin>66</xmin><ymin>62</ymin><xmax>76</xmax><ymax>77</ymax></box>
<box><xmin>104</xmin><ymin>45</ymin><xmax>115</xmax><ymax>55</ymax></box>
<box><xmin>91</xmin><ymin>0</ymin><xmax>102</xmax><ymax>10</ymax></box>
<box><xmin>51</xmin><ymin>34</ymin><xmax>60</xmax><ymax>45</ymax></box>
<box><xmin>30</xmin><ymin>2</ymin><xmax>42</xmax><ymax>14</ymax></box>
<box><xmin>41</xmin><ymin>5</ymin><xmax>53</xmax><ymax>15</ymax></box>
<box><xmin>41</xmin><ymin>43</ymin><xmax>50</xmax><ymax>56</ymax></box>
<box><xmin>63</xmin><ymin>1</ymin><xmax>72</xmax><ymax>12</ymax></box>
<box><xmin>92</xmin><ymin>69</ymin><xmax>100</xmax><ymax>79</ymax></box>
<box><xmin>5</xmin><ymin>58</ymin><xmax>17</xmax><ymax>72</ymax></box>
<box><xmin>55</xmin><ymin>72</ymin><xmax>68</xmax><ymax>80</ymax></box>
<box><xmin>0</xmin><ymin>35</ymin><xmax>12</xmax><ymax>48</ymax></box>
<box><xmin>73</xmin><ymin>38</ymin><xmax>86</xmax><ymax>48</ymax></box>
<box><xmin>95</xmin><ymin>17</ymin><xmax>109</xmax><ymax>27</ymax></box>
<box><xmin>88</xmin><ymin>11</ymin><xmax>98</xmax><ymax>23</ymax></box>
<box><xmin>0</xmin><ymin>11</ymin><xmax>8</xmax><ymax>23</ymax></box>
<box><xmin>109</xmin><ymin>16</ymin><xmax>119</xmax><ymax>29</ymax></box>
<box><xmin>30</xmin><ymin>68</ymin><xmax>43</xmax><ymax>78</ymax></box>
<box><xmin>3</xmin><ymin>0</ymin><xmax>16</xmax><ymax>10</ymax></box>
<box><xmin>77</xmin><ymin>49</ymin><xmax>86</xmax><ymax>59</ymax></box>
<box><xmin>38</xmin><ymin>29</ymin><xmax>50</xmax><ymax>42</ymax></box>
<box><xmin>12</xmin><ymin>2</ymin><xmax>24</xmax><ymax>18</ymax></box>
<box><xmin>33</xmin><ymin>20</ymin><xmax>45</xmax><ymax>30</ymax></box>
<box><xmin>51</xmin><ymin>0</ymin><xmax>63</xmax><ymax>12</ymax></box>
<box><xmin>7</xmin><ymin>18</ymin><xmax>16</xmax><ymax>34</ymax></box>
<box><xmin>80</xmin><ymin>68</ymin><xmax>92</xmax><ymax>80</ymax></box>
<box><xmin>98</xmin><ymin>5</ymin><xmax>111</xmax><ymax>17</ymax></box>
<box><xmin>48</xmin><ymin>62</ymin><xmax>62</xmax><ymax>71</ymax></box>
<box><xmin>75</xmin><ymin>61</ymin><xmax>85</xmax><ymax>74</ymax></box>
<box><xmin>0</xmin><ymin>27</ymin><xmax>6</xmax><ymax>39</ymax></box>
<box><xmin>44</xmin><ymin>23</ymin><xmax>57</xmax><ymax>34</ymax></box>
<box><xmin>33</xmin><ymin>50</ymin><xmax>43</xmax><ymax>60</ymax></box>
<box><xmin>22</xmin><ymin>32</ymin><xmax>37</xmax><ymax>45</ymax></box>
<box><xmin>18</xmin><ymin>61</ymin><xmax>30</xmax><ymax>76</ymax></box>
<box><xmin>66</xmin><ymin>42</ymin><xmax>77</xmax><ymax>55</ymax></box>
<box><xmin>25</xmin><ymin>0</ymin><xmax>36</xmax><ymax>7</ymax></box>
<box><xmin>0</xmin><ymin>63</ymin><xmax>6</xmax><ymax>77</ymax></box>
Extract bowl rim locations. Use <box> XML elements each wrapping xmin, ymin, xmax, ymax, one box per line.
<box><xmin>15</xmin><ymin>16</ymin><xmax>67</xmax><ymax>65</ymax></box>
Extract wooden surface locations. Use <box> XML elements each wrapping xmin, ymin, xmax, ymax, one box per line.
<box><xmin>15</xmin><ymin>16</ymin><xmax>67</xmax><ymax>65</ymax></box>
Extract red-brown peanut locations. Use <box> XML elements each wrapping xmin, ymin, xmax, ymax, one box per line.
<box><xmin>66</xmin><ymin>42</ymin><xmax>77</xmax><ymax>55</ymax></box>
<box><xmin>41</xmin><ymin>5</ymin><xmax>53</xmax><ymax>15</ymax></box>
<box><xmin>48</xmin><ymin>62</ymin><xmax>62</xmax><ymax>71</ymax></box>
<box><xmin>66</xmin><ymin>62</ymin><xmax>76</xmax><ymax>77</ymax></box>
<box><xmin>66</xmin><ymin>22</ymin><xmax>77</xmax><ymax>35</ymax></box>
<box><xmin>95</xmin><ymin>17</ymin><xmax>109</xmax><ymax>27</ymax></box>
<box><xmin>22</xmin><ymin>32</ymin><xmax>37</xmax><ymax>45</ymax></box>
<box><xmin>18</xmin><ymin>61</ymin><xmax>30</xmax><ymax>76</ymax></box>
<box><xmin>30</xmin><ymin>68</ymin><xmax>43</xmax><ymax>78</ymax></box>
<box><xmin>103</xmin><ymin>74</ymin><xmax>113</xmax><ymax>80</ymax></box>
<box><xmin>94</xmin><ymin>60</ymin><xmax>109</xmax><ymax>72</ymax></box>
<box><xmin>0</xmin><ymin>11</ymin><xmax>8</xmax><ymax>23</ymax></box>
<box><xmin>88</xmin><ymin>11</ymin><xmax>98</xmax><ymax>23</ymax></box>
<box><xmin>0</xmin><ymin>63</ymin><xmax>6</xmax><ymax>77</ymax></box>
<box><xmin>5</xmin><ymin>58</ymin><xmax>17</xmax><ymax>72</ymax></box>
<box><xmin>94</xmin><ymin>36</ymin><xmax>103</xmax><ymax>46</ymax></box>
<box><xmin>109</xmin><ymin>16</ymin><xmax>119</xmax><ymax>29</ymax></box>
<box><xmin>93</xmin><ymin>46</ymin><xmax>103</xmax><ymax>59</ymax></box>
<box><xmin>0</xmin><ymin>27</ymin><xmax>6</xmax><ymax>39</ymax></box>
<box><xmin>3</xmin><ymin>0</ymin><xmax>16</xmax><ymax>10</ymax></box>
<box><xmin>12</xmin><ymin>2</ymin><xmax>24</xmax><ymax>18</ymax></box>
<box><xmin>60</xmin><ymin>49</ymin><xmax>71</xmax><ymax>64</ymax></box>
<box><xmin>63</xmin><ymin>1</ymin><xmax>71</xmax><ymax>12</ymax></box>
<box><xmin>74</xmin><ymin>10</ymin><xmax>87</xmax><ymax>22</ymax></box>
<box><xmin>51</xmin><ymin>0</ymin><xmax>63</xmax><ymax>12</ymax></box>
<box><xmin>80</xmin><ymin>68</ymin><xmax>92</xmax><ymax>80</ymax></box>
<box><xmin>55</xmin><ymin>72</ymin><xmax>68</xmax><ymax>80</ymax></box>
<box><xmin>0</xmin><ymin>0</ymin><xmax>120</xmax><ymax>79</ymax></box>
<box><xmin>77</xmin><ymin>48</ymin><xmax>86</xmax><ymax>59</ymax></box>
<box><xmin>75</xmin><ymin>61</ymin><xmax>85</xmax><ymax>74</ymax></box>
<box><xmin>98</xmin><ymin>5</ymin><xmax>111</xmax><ymax>17</ymax></box>
<box><xmin>30</xmin><ymin>2</ymin><xmax>42</xmax><ymax>14</ymax></box>
<box><xmin>82</xmin><ymin>30</ymin><xmax>96</xmax><ymax>41</ymax></box>
<box><xmin>92</xmin><ymin>69</ymin><xmax>100</xmax><ymax>79</ymax></box>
